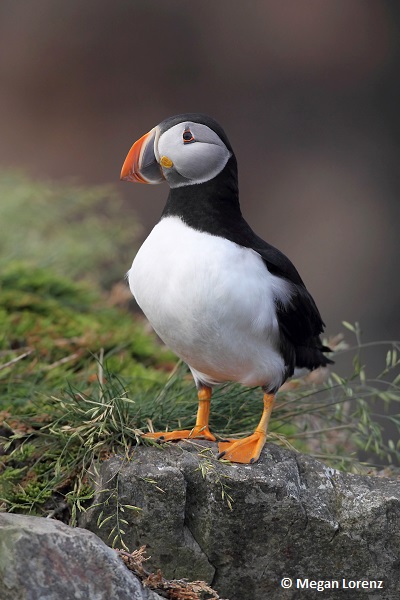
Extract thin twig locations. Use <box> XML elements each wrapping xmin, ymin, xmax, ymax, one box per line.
<box><xmin>98</xmin><ymin>348</ymin><xmax>104</xmax><ymax>387</ymax></box>
<box><xmin>0</xmin><ymin>350</ymin><xmax>33</xmax><ymax>371</ymax></box>
<box><xmin>287</xmin><ymin>424</ymin><xmax>353</xmax><ymax>438</ymax></box>
<box><xmin>43</xmin><ymin>352</ymin><xmax>81</xmax><ymax>371</ymax></box>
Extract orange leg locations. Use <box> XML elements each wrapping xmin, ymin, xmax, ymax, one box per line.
<box><xmin>217</xmin><ymin>393</ymin><xmax>275</xmax><ymax>464</ymax></box>
<box><xmin>142</xmin><ymin>385</ymin><xmax>216</xmax><ymax>442</ymax></box>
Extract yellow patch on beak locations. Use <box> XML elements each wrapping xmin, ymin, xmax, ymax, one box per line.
<box><xmin>160</xmin><ymin>155</ymin><xmax>173</xmax><ymax>169</ymax></box>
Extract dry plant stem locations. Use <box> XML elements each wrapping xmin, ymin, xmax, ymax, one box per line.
<box><xmin>43</xmin><ymin>352</ymin><xmax>81</xmax><ymax>371</ymax></box>
<box><xmin>0</xmin><ymin>350</ymin><xmax>33</xmax><ymax>371</ymax></box>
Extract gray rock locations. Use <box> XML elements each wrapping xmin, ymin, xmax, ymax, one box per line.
<box><xmin>80</xmin><ymin>441</ymin><xmax>400</xmax><ymax>600</ymax></box>
<box><xmin>0</xmin><ymin>513</ymin><xmax>163</xmax><ymax>600</ymax></box>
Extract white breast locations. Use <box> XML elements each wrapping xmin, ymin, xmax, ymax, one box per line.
<box><xmin>128</xmin><ymin>216</ymin><xmax>292</xmax><ymax>390</ymax></box>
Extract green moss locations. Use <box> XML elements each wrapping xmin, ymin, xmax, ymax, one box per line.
<box><xmin>0</xmin><ymin>262</ymin><xmax>173</xmax><ymax>399</ymax></box>
<box><xmin>0</xmin><ymin>170</ymin><xmax>140</xmax><ymax>287</ymax></box>
<box><xmin>0</xmin><ymin>257</ymin><xmax>178</xmax><ymax>515</ymax></box>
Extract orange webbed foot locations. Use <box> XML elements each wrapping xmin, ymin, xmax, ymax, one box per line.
<box><xmin>143</xmin><ymin>385</ymin><xmax>216</xmax><ymax>443</ymax></box>
<box><xmin>142</xmin><ymin>425</ymin><xmax>216</xmax><ymax>443</ymax></box>
<box><xmin>217</xmin><ymin>393</ymin><xmax>275</xmax><ymax>464</ymax></box>
<box><xmin>217</xmin><ymin>431</ymin><xmax>267</xmax><ymax>464</ymax></box>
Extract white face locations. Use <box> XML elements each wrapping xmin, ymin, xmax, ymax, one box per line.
<box><xmin>155</xmin><ymin>122</ymin><xmax>231</xmax><ymax>188</ymax></box>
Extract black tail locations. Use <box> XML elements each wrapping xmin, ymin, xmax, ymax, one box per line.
<box><xmin>295</xmin><ymin>338</ymin><xmax>334</xmax><ymax>371</ymax></box>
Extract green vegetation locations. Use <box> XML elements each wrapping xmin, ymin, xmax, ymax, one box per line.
<box><xmin>0</xmin><ymin>170</ymin><xmax>139</xmax><ymax>287</ymax></box>
<box><xmin>1</xmin><ymin>172</ymin><xmax>400</xmax><ymax>531</ymax></box>
<box><xmin>0</xmin><ymin>260</ymin><xmax>175</xmax><ymax>519</ymax></box>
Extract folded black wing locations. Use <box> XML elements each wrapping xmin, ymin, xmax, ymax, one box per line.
<box><xmin>252</xmin><ymin>238</ymin><xmax>333</xmax><ymax>374</ymax></box>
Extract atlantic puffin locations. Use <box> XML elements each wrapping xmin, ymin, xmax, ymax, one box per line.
<box><xmin>121</xmin><ymin>113</ymin><xmax>332</xmax><ymax>464</ymax></box>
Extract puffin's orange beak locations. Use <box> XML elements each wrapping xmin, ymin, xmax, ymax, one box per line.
<box><xmin>120</xmin><ymin>127</ymin><xmax>164</xmax><ymax>184</ymax></box>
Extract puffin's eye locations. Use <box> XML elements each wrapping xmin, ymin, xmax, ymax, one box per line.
<box><xmin>183</xmin><ymin>128</ymin><xmax>195</xmax><ymax>144</ymax></box>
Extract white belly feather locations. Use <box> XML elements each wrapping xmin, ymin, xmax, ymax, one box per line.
<box><xmin>128</xmin><ymin>216</ymin><xmax>292</xmax><ymax>390</ymax></box>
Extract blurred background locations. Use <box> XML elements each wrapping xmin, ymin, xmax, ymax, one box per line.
<box><xmin>1</xmin><ymin>0</ymin><xmax>399</xmax><ymax>345</ymax></box>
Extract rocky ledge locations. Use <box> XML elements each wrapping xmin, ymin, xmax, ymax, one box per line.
<box><xmin>2</xmin><ymin>442</ymin><xmax>400</xmax><ymax>600</ymax></box>
<box><xmin>78</xmin><ymin>441</ymin><xmax>400</xmax><ymax>600</ymax></box>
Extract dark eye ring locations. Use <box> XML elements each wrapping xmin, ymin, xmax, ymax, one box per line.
<box><xmin>183</xmin><ymin>129</ymin><xmax>195</xmax><ymax>143</ymax></box>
